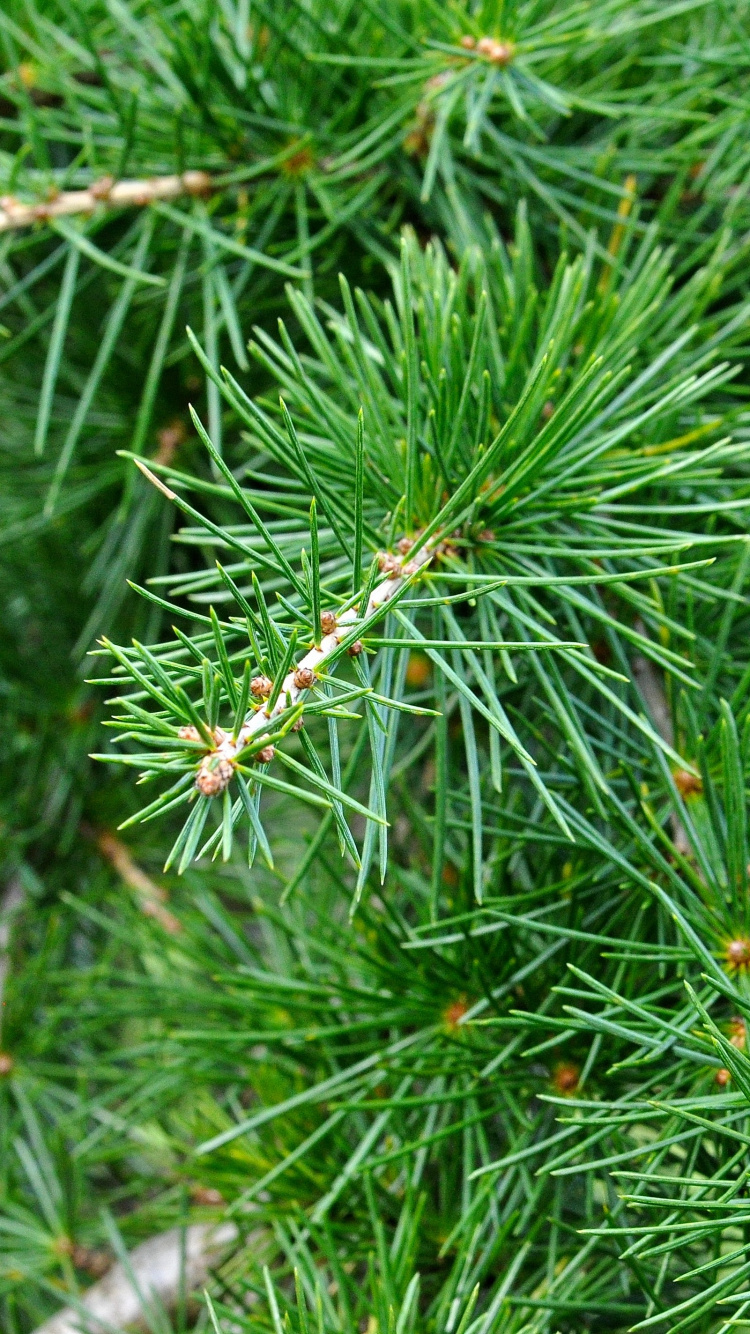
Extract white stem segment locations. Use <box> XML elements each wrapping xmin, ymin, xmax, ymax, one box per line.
<box><xmin>198</xmin><ymin>542</ymin><xmax>433</xmax><ymax>790</ymax></box>
<box><xmin>32</xmin><ymin>1223</ymin><xmax>240</xmax><ymax>1334</ymax></box>
<box><xmin>0</xmin><ymin>171</ymin><xmax>211</xmax><ymax>232</ymax></box>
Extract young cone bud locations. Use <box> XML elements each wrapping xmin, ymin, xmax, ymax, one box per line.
<box><xmin>195</xmin><ymin>758</ymin><xmax>233</xmax><ymax>797</ymax></box>
<box><xmin>178</xmin><ymin>725</ymin><xmax>202</xmax><ymax>743</ymax></box>
<box><xmin>251</xmin><ymin>675</ymin><xmax>273</xmax><ymax>699</ymax></box>
<box><xmin>725</xmin><ymin>938</ymin><xmax>750</xmax><ymax>969</ymax></box>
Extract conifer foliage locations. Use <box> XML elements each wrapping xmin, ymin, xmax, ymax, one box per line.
<box><xmin>2</xmin><ymin>2</ymin><xmax>750</xmax><ymax>1333</ymax></box>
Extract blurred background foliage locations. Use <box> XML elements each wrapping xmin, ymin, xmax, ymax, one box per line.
<box><xmin>2</xmin><ymin>2</ymin><xmax>750</xmax><ymax>1332</ymax></box>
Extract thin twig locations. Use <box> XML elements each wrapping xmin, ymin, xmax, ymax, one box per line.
<box><xmin>0</xmin><ymin>171</ymin><xmax>211</xmax><ymax>232</ymax></box>
<box><xmin>92</xmin><ymin>829</ymin><xmax>182</xmax><ymax>933</ymax></box>
<box><xmin>139</xmin><ymin>455</ymin><xmax>439</xmax><ymax>799</ymax></box>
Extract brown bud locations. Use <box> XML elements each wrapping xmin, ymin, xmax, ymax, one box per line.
<box><xmin>406</xmin><ymin>653</ymin><xmax>430</xmax><ymax>688</ymax></box>
<box><xmin>293</xmin><ymin>665</ymin><xmax>315</xmax><ymax>690</ymax></box>
<box><xmin>404</xmin><ymin>125</ymin><xmax>432</xmax><ymax>158</ymax></box>
<box><xmin>255</xmin><ymin>745</ymin><xmax>275</xmax><ymax>764</ymax></box>
<box><xmin>377</xmin><ymin>550</ymin><xmax>401</xmax><ymax>578</ymax></box>
<box><xmin>476</xmin><ymin>36</ymin><xmax>514</xmax><ymax>65</ymax></box>
<box><xmin>320</xmin><ymin>610</ymin><xmax>337</xmax><ymax>635</ymax></box>
<box><xmin>0</xmin><ymin>1052</ymin><xmax>13</xmax><ymax>1076</ymax></box>
<box><xmin>292</xmin><ymin>718</ymin><xmax>305</xmax><ymax>732</ymax></box>
<box><xmin>155</xmin><ymin>418</ymin><xmax>186</xmax><ymax>466</ymax></box>
<box><xmin>281</xmin><ymin>144</ymin><xmax>315</xmax><ymax>177</ymax></box>
<box><xmin>541</xmin><ymin>400</ymin><xmax>555</xmax><ymax>420</ymax></box>
<box><xmin>716</xmin><ymin>1067</ymin><xmax>731</xmax><ymax>1086</ymax></box>
<box><xmin>725</xmin><ymin>938</ymin><xmax>750</xmax><ymax>969</ymax></box>
<box><xmin>90</xmin><ymin>175</ymin><xmax>114</xmax><ymax>200</ymax></box>
<box><xmin>72</xmin><ymin>1245</ymin><xmax>111</xmax><ymax>1278</ymax></box>
<box><xmin>673</xmin><ymin>768</ymin><xmax>702</xmax><ymax>798</ymax></box>
<box><xmin>195</xmin><ymin>758</ymin><xmax>234</xmax><ymax>797</ymax></box>
<box><xmin>460</xmin><ymin>34</ymin><xmax>476</xmax><ymax>48</ymax></box>
<box><xmin>347</xmin><ymin>640</ymin><xmax>363</xmax><ymax>657</ymax></box>
<box><xmin>397</xmin><ymin>536</ymin><xmax>414</xmax><ymax>555</ymax></box>
<box><xmin>178</xmin><ymin>725</ymin><xmax>202</xmax><ymax>743</ymax></box>
<box><xmin>443</xmin><ymin>997</ymin><xmax>468</xmax><ymax>1029</ymax></box>
<box><xmin>251</xmin><ymin>675</ymin><xmax>273</xmax><ymax>699</ymax></box>
<box><xmin>552</xmin><ymin>1062</ymin><xmax>579</xmax><ymax>1095</ymax></box>
<box><xmin>402</xmin><ymin>560</ymin><xmax>420</xmax><ymax>578</ymax></box>
<box><xmin>191</xmin><ymin>1185</ymin><xmax>225</xmax><ymax>1206</ymax></box>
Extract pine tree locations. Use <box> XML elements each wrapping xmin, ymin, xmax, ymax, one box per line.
<box><xmin>2</xmin><ymin>3</ymin><xmax>750</xmax><ymax>1333</ymax></box>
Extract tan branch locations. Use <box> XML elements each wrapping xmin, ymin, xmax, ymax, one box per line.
<box><xmin>0</xmin><ymin>171</ymin><xmax>212</xmax><ymax>233</ymax></box>
<box><xmin>92</xmin><ymin>829</ymin><xmax>181</xmax><ymax>933</ymax></box>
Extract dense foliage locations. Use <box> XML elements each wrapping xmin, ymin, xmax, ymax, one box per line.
<box><xmin>2</xmin><ymin>2</ymin><xmax>750</xmax><ymax>1332</ymax></box>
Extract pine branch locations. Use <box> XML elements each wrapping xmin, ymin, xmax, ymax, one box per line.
<box><xmin>0</xmin><ymin>170</ymin><xmax>212</xmax><ymax>232</ymax></box>
<box><xmin>140</xmin><ymin>450</ymin><xmax>435</xmax><ymax>800</ymax></box>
